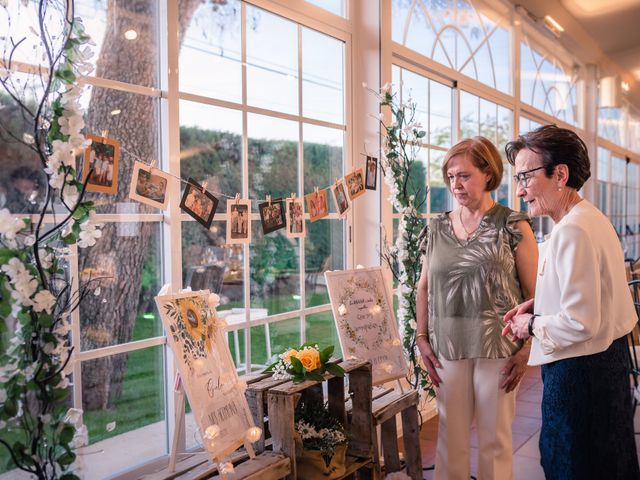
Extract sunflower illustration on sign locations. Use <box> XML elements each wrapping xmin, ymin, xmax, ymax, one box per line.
<box><xmin>180</xmin><ymin>298</ymin><xmax>206</xmax><ymax>340</ymax></box>
<box><xmin>163</xmin><ymin>295</ymin><xmax>220</xmax><ymax>372</ymax></box>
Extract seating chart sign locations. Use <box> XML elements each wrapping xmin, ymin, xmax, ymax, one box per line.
<box><xmin>155</xmin><ymin>287</ymin><xmax>254</xmax><ymax>459</ymax></box>
<box><xmin>325</xmin><ymin>267</ymin><xmax>408</xmax><ymax>385</ymax></box>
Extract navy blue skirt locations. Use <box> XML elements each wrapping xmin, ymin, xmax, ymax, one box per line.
<box><xmin>540</xmin><ymin>336</ymin><xmax>640</xmax><ymax>480</ymax></box>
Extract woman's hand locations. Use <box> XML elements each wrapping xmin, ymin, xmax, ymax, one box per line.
<box><xmin>502</xmin><ymin>298</ymin><xmax>534</xmax><ymax>340</ymax></box>
<box><xmin>507</xmin><ymin>313</ymin><xmax>533</xmax><ymax>341</ymax></box>
<box><xmin>503</xmin><ymin>298</ymin><xmax>534</xmax><ymax>324</ymax></box>
<box><xmin>499</xmin><ymin>344</ymin><xmax>530</xmax><ymax>393</ymax></box>
<box><xmin>417</xmin><ymin>337</ymin><xmax>443</xmax><ymax>388</ymax></box>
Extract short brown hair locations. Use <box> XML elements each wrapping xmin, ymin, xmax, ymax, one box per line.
<box><xmin>505</xmin><ymin>124</ymin><xmax>591</xmax><ymax>190</ymax></box>
<box><xmin>442</xmin><ymin>137</ymin><xmax>503</xmax><ymax>191</ymax></box>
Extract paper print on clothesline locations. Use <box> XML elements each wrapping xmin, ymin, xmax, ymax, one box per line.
<box><xmin>345</xmin><ymin>168</ymin><xmax>365</xmax><ymax>200</ymax></box>
<box><xmin>226</xmin><ymin>199</ymin><xmax>251</xmax><ymax>244</ymax></box>
<box><xmin>286</xmin><ymin>196</ymin><xmax>305</xmax><ymax>238</ymax></box>
<box><xmin>180</xmin><ymin>178</ymin><xmax>219</xmax><ymax>229</ymax></box>
<box><xmin>331</xmin><ymin>180</ymin><xmax>350</xmax><ymax>217</ymax></box>
<box><xmin>259</xmin><ymin>198</ymin><xmax>286</xmax><ymax>235</ymax></box>
<box><xmin>82</xmin><ymin>133</ymin><xmax>119</xmax><ymax>195</ymax></box>
<box><xmin>129</xmin><ymin>161</ymin><xmax>170</xmax><ymax>210</ymax></box>
<box><xmin>305</xmin><ymin>189</ymin><xmax>329</xmax><ymax>223</ymax></box>
<box><xmin>365</xmin><ymin>156</ymin><xmax>378</xmax><ymax>191</ymax></box>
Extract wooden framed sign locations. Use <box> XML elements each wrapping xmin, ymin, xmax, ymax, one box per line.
<box><xmin>155</xmin><ymin>287</ymin><xmax>255</xmax><ymax>459</ymax></box>
<box><xmin>325</xmin><ymin>267</ymin><xmax>408</xmax><ymax>385</ymax></box>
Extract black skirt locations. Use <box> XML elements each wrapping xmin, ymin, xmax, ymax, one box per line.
<box><xmin>540</xmin><ymin>335</ymin><xmax>640</xmax><ymax>480</ymax></box>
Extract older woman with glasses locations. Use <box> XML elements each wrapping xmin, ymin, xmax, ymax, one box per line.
<box><xmin>503</xmin><ymin>124</ymin><xmax>640</xmax><ymax>479</ymax></box>
<box><xmin>416</xmin><ymin>136</ymin><xmax>538</xmax><ymax>479</ymax></box>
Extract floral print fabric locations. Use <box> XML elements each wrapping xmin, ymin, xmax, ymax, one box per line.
<box><xmin>419</xmin><ymin>204</ymin><xmax>530</xmax><ymax>360</ymax></box>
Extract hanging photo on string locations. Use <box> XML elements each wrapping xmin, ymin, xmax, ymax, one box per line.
<box><xmin>82</xmin><ymin>133</ymin><xmax>119</xmax><ymax>195</ymax></box>
<box><xmin>305</xmin><ymin>189</ymin><xmax>329</xmax><ymax>222</ymax></box>
<box><xmin>365</xmin><ymin>156</ymin><xmax>378</xmax><ymax>191</ymax></box>
<box><xmin>331</xmin><ymin>179</ymin><xmax>350</xmax><ymax>217</ymax></box>
<box><xmin>128</xmin><ymin>161</ymin><xmax>170</xmax><ymax>210</ymax></box>
<box><xmin>226</xmin><ymin>198</ymin><xmax>251</xmax><ymax>244</ymax></box>
<box><xmin>345</xmin><ymin>168</ymin><xmax>365</xmax><ymax>200</ymax></box>
<box><xmin>180</xmin><ymin>178</ymin><xmax>219</xmax><ymax>229</ymax></box>
<box><xmin>259</xmin><ymin>198</ymin><xmax>286</xmax><ymax>234</ymax></box>
<box><xmin>286</xmin><ymin>196</ymin><xmax>305</xmax><ymax>238</ymax></box>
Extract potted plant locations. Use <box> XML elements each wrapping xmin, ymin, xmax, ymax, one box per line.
<box><xmin>294</xmin><ymin>397</ymin><xmax>348</xmax><ymax>479</ymax></box>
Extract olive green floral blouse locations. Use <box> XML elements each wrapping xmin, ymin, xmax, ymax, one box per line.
<box><xmin>419</xmin><ymin>204</ymin><xmax>531</xmax><ymax>360</ymax></box>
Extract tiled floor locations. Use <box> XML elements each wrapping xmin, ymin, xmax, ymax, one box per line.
<box><xmin>418</xmin><ymin>365</ymin><xmax>640</xmax><ymax>479</ymax></box>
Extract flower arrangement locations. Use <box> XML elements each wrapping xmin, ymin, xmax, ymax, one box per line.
<box><xmin>0</xmin><ymin>2</ymin><xmax>97</xmax><ymax>478</ymax></box>
<box><xmin>295</xmin><ymin>397</ymin><xmax>347</xmax><ymax>473</ymax></box>
<box><xmin>264</xmin><ymin>343</ymin><xmax>344</xmax><ymax>383</ymax></box>
<box><xmin>365</xmin><ymin>82</ymin><xmax>433</xmax><ymax>395</ymax></box>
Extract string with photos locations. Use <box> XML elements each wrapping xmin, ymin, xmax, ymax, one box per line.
<box><xmin>118</xmin><ymin>143</ymin><xmax>376</xmax><ymax>210</ymax></box>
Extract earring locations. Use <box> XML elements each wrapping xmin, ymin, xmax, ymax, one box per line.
<box><xmin>557</xmin><ymin>186</ymin><xmax>563</xmax><ymax>191</ymax></box>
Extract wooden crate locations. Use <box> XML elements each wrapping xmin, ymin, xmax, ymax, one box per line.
<box><xmin>371</xmin><ymin>389</ymin><xmax>422</xmax><ymax>480</ymax></box>
<box><xmin>267</xmin><ymin>359</ymin><xmax>374</xmax><ymax>480</ymax></box>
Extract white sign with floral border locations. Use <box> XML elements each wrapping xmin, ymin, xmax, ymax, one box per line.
<box><xmin>155</xmin><ymin>287</ymin><xmax>255</xmax><ymax>460</ymax></box>
<box><xmin>325</xmin><ymin>267</ymin><xmax>408</xmax><ymax>385</ymax></box>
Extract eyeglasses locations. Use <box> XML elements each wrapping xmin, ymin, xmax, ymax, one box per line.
<box><xmin>513</xmin><ymin>166</ymin><xmax>545</xmax><ymax>187</ymax></box>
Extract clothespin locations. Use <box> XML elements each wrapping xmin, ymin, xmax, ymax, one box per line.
<box><xmin>149</xmin><ymin>159</ymin><xmax>157</xmax><ymax>172</ymax></box>
<box><xmin>314</xmin><ymin>186</ymin><xmax>319</xmax><ymax>199</ymax></box>
<box><xmin>334</xmin><ymin>177</ymin><xmax>340</xmax><ymax>186</ymax></box>
<box><xmin>100</xmin><ymin>129</ymin><xmax>109</xmax><ymax>143</ymax></box>
<box><xmin>291</xmin><ymin>193</ymin><xmax>296</xmax><ymax>201</ymax></box>
<box><xmin>235</xmin><ymin>193</ymin><xmax>240</xmax><ymax>205</ymax></box>
<box><xmin>267</xmin><ymin>194</ymin><xmax>272</xmax><ymax>206</ymax></box>
<box><xmin>201</xmin><ymin>181</ymin><xmax>208</xmax><ymax>193</ymax></box>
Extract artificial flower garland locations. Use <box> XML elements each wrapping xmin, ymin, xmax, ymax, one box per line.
<box><xmin>0</xmin><ymin>5</ymin><xmax>98</xmax><ymax>478</ymax></box>
<box><xmin>368</xmin><ymin>82</ymin><xmax>433</xmax><ymax>393</ymax></box>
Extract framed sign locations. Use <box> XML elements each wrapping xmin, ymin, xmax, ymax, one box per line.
<box><xmin>155</xmin><ymin>287</ymin><xmax>254</xmax><ymax>459</ymax></box>
<box><xmin>325</xmin><ymin>267</ymin><xmax>408</xmax><ymax>385</ymax></box>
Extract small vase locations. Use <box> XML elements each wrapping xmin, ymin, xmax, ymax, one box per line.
<box><xmin>295</xmin><ymin>443</ymin><xmax>347</xmax><ymax>479</ymax></box>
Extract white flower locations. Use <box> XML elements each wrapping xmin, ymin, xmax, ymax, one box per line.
<box><xmin>32</xmin><ymin>289</ymin><xmax>56</xmax><ymax>313</ymax></box>
<box><xmin>207</xmin><ymin>293</ymin><xmax>220</xmax><ymax>308</ymax></box>
<box><xmin>64</xmin><ymin>408</ymin><xmax>83</xmax><ymax>425</ymax></box>
<box><xmin>72</xmin><ymin>424</ymin><xmax>89</xmax><ymax>448</ymax></box>
<box><xmin>77</xmin><ymin>212</ymin><xmax>103</xmax><ymax>248</ymax></box>
<box><xmin>380</xmin><ymin>82</ymin><xmax>392</xmax><ymax>95</ymax></box>
<box><xmin>0</xmin><ymin>209</ymin><xmax>27</xmax><ymax>244</ymax></box>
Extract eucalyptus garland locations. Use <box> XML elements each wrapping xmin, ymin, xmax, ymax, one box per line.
<box><xmin>0</xmin><ymin>1</ymin><xmax>97</xmax><ymax>478</ymax></box>
<box><xmin>368</xmin><ymin>82</ymin><xmax>433</xmax><ymax>394</ymax></box>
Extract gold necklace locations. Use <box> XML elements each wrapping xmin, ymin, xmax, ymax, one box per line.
<box><xmin>459</xmin><ymin>208</ymin><xmax>475</xmax><ymax>237</ymax></box>
<box><xmin>459</xmin><ymin>201</ymin><xmax>495</xmax><ymax>237</ymax></box>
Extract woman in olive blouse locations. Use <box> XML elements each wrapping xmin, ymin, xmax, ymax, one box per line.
<box><xmin>415</xmin><ymin>137</ymin><xmax>538</xmax><ymax>480</ymax></box>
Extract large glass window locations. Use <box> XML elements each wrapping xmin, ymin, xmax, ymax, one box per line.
<box><xmin>392</xmin><ymin>0</ymin><xmax>511</xmax><ymax>94</ymax></box>
<box><xmin>0</xmin><ymin>1</ymin><xmax>348</xmax><ymax>477</ymax></box>
<box><xmin>520</xmin><ymin>34</ymin><xmax>582</xmax><ymax>127</ymax></box>
<box><xmin>179</xmin><ymin>1</ymin><xmax>348</xmax><ymax>377</ymax></box>
<box><xmin>392</xmin><ymin>65</ymin><xmax>453</xmax><ymax>214</ymax></box>
<box><xmin>460</xmin><ymin>91</ymin><xmax>513</xmax><ymax>206</ymax></box>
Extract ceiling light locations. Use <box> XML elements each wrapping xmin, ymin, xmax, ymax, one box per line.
<box><xmin>621</xmin><ymin>81</ymin><xmax>630</xmax><ymax>93</ymax></box>
<box><xmin>124</xmin><ymin>29</ymin><xmax>138</xmax><ymax>41</ymax></box>
<box><xmin>110</xmin><ymin>109</ymin><xmax>121</xmax><ymax>116</ymax></box>
<box><xmin>543</xmin><ymin>15</ymin><xmax>564</xmax><ymax>37</ymax></box>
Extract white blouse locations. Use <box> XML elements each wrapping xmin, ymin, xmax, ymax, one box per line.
<box><xmin>529</xmin><ymin>200</ymin><xmax>638</xmax><ymax>366</ymax></box>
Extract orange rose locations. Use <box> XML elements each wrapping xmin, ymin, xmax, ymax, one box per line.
<box><xmin>295</xmin><ymin>348</ymin><xmax>321</xmax><ymax>371</ymax></box>
<box><xmin>281</xmin><ymin>349</ymin><xmax>298</xmax><ymax>364</ymax></box>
